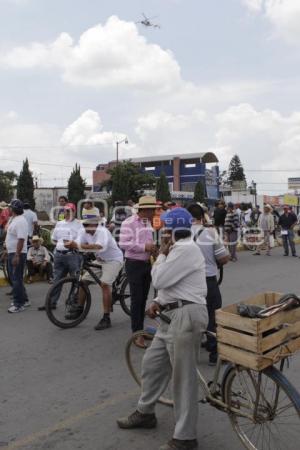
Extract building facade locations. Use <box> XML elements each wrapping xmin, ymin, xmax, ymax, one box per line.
<box><xmin>93</xmin><ymin>152</ymin><xmax>220</xmax><ymax>199</ymax></box>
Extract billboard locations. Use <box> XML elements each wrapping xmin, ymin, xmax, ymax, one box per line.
<box><xmin>283</xmin><ymin>194</ymin><xmax>298</xmax><ymax>206</ymax></box>
<box><xmin>288</xmin><ymin>178</ymin><xmax>300</xmax><ymax>190</ymax></box>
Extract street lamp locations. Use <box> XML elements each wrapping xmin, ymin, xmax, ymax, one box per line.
<box><xmin>116</xmin><ymin>137</ymin><xmax>128</xmax><ymax>165</ymax></box>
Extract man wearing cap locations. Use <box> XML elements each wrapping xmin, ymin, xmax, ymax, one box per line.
<box><xmin>27</xmin><ymin>236</ymin><xmax>53</xmax><ymax>283</ymax></box>
<box><xmin>23</xmin><ymin>201</ymin><xmax>38</xmax><ymax>241</ymax></box>
<box><xmin>187</xmin><ymin>203</ymin><xmax>229</xmax><ymax>366</ymax></box>
<box><xmin>253</xmin><ymin>205</ymin><xmax>275</xmax><ymax>256</ymax></box>
<box><xmin>119</xmin><ymin>196</ymin><xmax>157</xmax><ymax>347</ymax></box>
<box><xmin>65</xmin><ymin>219</ymin><xmax>123</xmax><ymax>330</ymax></box>
<box><xmin>38</xmin><ymin>203</ymin><xmax>84</xmax><ymax>311</ymax></box>
<box><xmin>5</xmin><ymin>199</ymin><xmax>30</xmax><ymax>313</ymax></box>
<box><xmin>117</xmin><ymin>208</ymin><xmax>208</xmax><ymax>450</ymax></box>
<box><xmin>279</xmin><ymin>205</ymin><xmax>297</xmax><ymax>257</ymax></box>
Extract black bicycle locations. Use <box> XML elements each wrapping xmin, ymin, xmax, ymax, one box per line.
<box><xmin>44</xmin><ymin>254</ymin><xmax>131</xmax><ymax>328</ymax></box>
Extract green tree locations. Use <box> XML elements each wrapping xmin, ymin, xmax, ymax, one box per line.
<box><xmin>105</xmin><ymin>161</ymin><xmax>155</xmax><ymax>203</ymax></box>
<box><xmin>67</xmin><ymin>163</ymin><xmax>86</xmax><ymax>206</ymax></box>
<box><xmin>17</xmin><ymin>158</ymin><xmax>35</xmax><ymax>208</ymax></box>
<box><xmin>0</xmin><ymin>170</ymin><xmax>17</xmax><ymax>202</ymax></box>
<box><xmin>228</xmin><ymin>155</ymin><xmax>246</xmax><ymax>183</ymax></box>
<box><xmin>194</xmin><ymin>180</ymin><xmax>206</xmax><ymax>203</ymax></box>
<box><xmin>156</xmin><ymin>172</ymin><xmax>171</xmax><ymax>203</ymax></box>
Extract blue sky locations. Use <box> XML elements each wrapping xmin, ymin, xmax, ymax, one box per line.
<box><xmin>0</xmin><ymin>0</ymin><xmax>300</xmax><ymax>192</ymax></box>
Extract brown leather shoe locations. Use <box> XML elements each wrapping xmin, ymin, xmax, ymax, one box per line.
<box><xmin>159</xmin><ymin>439</ymin><xmax>198</xmax><ymax>450</ymax></box>
<box><xmin>117</xmin><ymin>410</ymin><xmax>157</xmax><ymax>429</ymax></box>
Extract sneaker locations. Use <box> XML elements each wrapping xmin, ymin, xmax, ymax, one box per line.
<box><xmin>24</xmin><ymin>301</ymin><xmax>31</xmax><ymax>308</ymax></box>
<box><xmin>65</xmin><ymin>305</ymin><xmax>84</xmax><ymax>320</ymax></box>
<box><xmin>8</xmin><ymin>305</ymin><xmax>25</xmax><ymax>313</ymax></box>
<box><xmin>117</xmin><ymin>410</ymin><xmax>157</xmax><ymax>429</ymax></box>
<box><xmin>94</xmin><ymin>316</ymin><xmax>111</xmax><ymax>331</ymax></box>
<box><xmin>38</xmin><ymin>305</ymin><xmax>56</xmax><ymax>311</ymax></box>
<box><xmin>159</xmin><ymin>439</ymin><xmax>198</xmax><ymax>450</ymax></box>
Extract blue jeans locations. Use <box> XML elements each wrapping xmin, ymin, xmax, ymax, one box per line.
<box><xmin>282</xmin><ymin>230</ymin><xmax>296</xmax><ymax>256</ymax></box>
<box><xmin>8</xmin><ymin>253</ymin><xmax>28</xmax><ymax>308</ymax></box>
<box><xmin>50</xmin><ymin>252</ymin><xmax>81</xmax><ymax>305</ymax></box>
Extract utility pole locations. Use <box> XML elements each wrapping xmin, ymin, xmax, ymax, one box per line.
<box><xmin>116</xmin><ymin>137</ymin><xmax>128</xmax><ymax>165</ymax></box>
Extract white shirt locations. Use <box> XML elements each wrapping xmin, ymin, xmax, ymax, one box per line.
<box><xmin>5</xmin><ymin>215</ymin><xmax>28</xmax><ymax>254</ymax></box>
<box><xmin>23</xmin><ymin>209</ymin><xmax>38</xmax><ymax>237</ymax></box>
<box><xmin>76</xmin><ymin>226</ymin><xmax>123</xmax><ymax>263</ymax></box>
<box><xmin>151</xmin><ymin>238</ymin><xmax>207</xmax><ymax>306</ymax></box>
<box><xmin>52</xmin><ymin>219</ymin><xmax>84</xmax><ymax>251</ymax></box>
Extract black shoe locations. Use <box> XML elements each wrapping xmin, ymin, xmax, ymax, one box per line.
<box><xmin>208</xmin><ymin>353</ymin><xmax>218</xmax><ymax>366</ymax></box>
<box><xmin>283</xmin><ymin>253</ymin><xmax>289</xmax><ymax>256</ymax></box>
<box><xmin>292</xmin><ymin>254</ymin><xmax>297</xmax><ymax>257</ymax></box>
<box><xmin>94</xmin><ymin>316</ymin><xmax>111</xmax><ymax>331</ymax></box>
<box><xmin>65</xmin><ymin>305</ymin><xmax>84</xmax><ymax>320</ymax></box>
<box><xmin>6</xmin><ymin>290</ymin><xmax>13</xmax><ymax>296</ymax></box>
<box><xmin>159</xmin><ymin>439</ymin><xmax>198</xmax><ymax>450</ymax></box>
<box><xmin>38</xmin><ymin>305</ymin><xmax>56</xmax><ymax>311</ymax></box>
<box><xmin>117</xmin><ymin>410</ymin><xmax>157</xmax><ymax>429</ymax></box>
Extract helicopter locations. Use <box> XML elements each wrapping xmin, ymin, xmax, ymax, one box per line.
<box><xmin>136</xmin><ymin>13</ymin><xmax>161</xmax><ymax>29</ymax></box>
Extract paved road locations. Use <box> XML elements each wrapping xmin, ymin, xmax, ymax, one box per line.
<box><xmin>1</xmin><ymin>247</ymin><xmax>300</xmax><ymax>450</ymax></box>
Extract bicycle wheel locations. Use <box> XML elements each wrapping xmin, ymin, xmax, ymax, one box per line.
<box><xmin>222</xmin><ymin>364</ymin><xmax>300</xmax><ymax>450</ymax></box>
<box><xmin>125</xmin><ymin>330</ymin><xmax>173</xmax><ymax>407</ymax></box>
<box><xmin>119</xmin><ymin>277</ymin><xmax>131</xmax><ymax>316</ymax></box>
<box><xmin>45</xmin><ymin>277</ymin><xmax>91</xmax><ymax>329</ymax></box>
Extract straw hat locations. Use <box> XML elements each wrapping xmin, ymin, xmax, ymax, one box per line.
<box><xmin>0</xmin><ymin>201</ymin><xmax>8</xmax><ymax>209</ymax></box>
<box><xmin>32</xmin><ymin>235</ymin><xmax>44</xmax><ymax>244</ymax></box>
<box><xmin>264</xmin><ymin>204</ymin><xmax>272</xmax><ymax>211</ymax></box>
<box><xmin>138</xmin><ymin>196</ymin><xmax>157</xmax><ymax>209</ymax></box>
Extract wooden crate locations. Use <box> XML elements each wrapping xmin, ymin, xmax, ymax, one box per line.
<box><xmin>216</xmin><ymin>292</ymin><xmax>300</xmax><ymax>371</ymax></box>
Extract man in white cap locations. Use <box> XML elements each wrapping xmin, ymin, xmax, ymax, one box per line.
<box><xmin>119</xmin><ymin>196</ymin><xmax>157</xmax><ymax>347</ymax></box>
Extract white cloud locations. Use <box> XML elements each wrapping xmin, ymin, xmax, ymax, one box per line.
<box><xmin>0</xmin><ymin>16</ymin><xmax>182</xmax><ymax>92</ymax></box>
<box><xmin>61</xmin><ymin>110</ymin><xmax>115</xmax><ymax>146</ymax></box>
<box><xmin>243</xmin><ymin>0</ymin><xmax>300</xmax><ymax>44</ymax></box>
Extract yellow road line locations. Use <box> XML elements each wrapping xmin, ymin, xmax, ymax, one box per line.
<box><xmin>4</xmin><ymin>388</ymin><xmax>139</xmax><ymax>450</ymax></box>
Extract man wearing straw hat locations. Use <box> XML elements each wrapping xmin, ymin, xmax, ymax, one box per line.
<box><xmin>27</xmin><ymin>235</ymin><xmax>53</xmax><ymax>283</ymax></box>
<box><xmin>119</xmin><ymin>195</ymin><xmax>157</xmax><ymax>348</ymax></box>
<box><xmin>253</xmin><ymin>204</ymin><xmax>275</xmax><ymax>256</ymax></box>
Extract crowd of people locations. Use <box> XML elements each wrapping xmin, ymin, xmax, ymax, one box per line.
<box><xmin>1</xmin><ymin>194</ymin><xmax>300</xmax><ymax>450</ymax></box>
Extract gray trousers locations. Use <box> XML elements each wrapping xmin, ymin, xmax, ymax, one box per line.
<box><xmin>138</xmin><ymin>303</ymin><xmax>208</xmax><ymax>440</ymax></box>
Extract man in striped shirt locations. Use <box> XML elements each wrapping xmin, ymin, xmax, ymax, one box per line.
<box><xmin>224</xmin><ymin>202</ymin><xmax>240</xmax><ymax>262</ymax></box>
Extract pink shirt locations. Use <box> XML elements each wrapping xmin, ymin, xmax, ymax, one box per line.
<box><xmin>119</xmin><ymin>214</ymin><xmax>154</xmax><ymax>261</ymax></box>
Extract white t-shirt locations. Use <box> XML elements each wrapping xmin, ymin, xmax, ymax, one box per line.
<box><xmin>5</xmin><ymin>215</ymin><xmax>28</xmax><ymax>254</ymax></box>
<box><xmin>52</xmin><ymin>219</ymin><xmax>84</xmax><ymax>251</ymax></box>
<box><xmin>23</xmin><ymin>209</ymin><xmax>38</xmax><ymax>237</ymax></box>
<box><xmin>76</xmin><ymin>226</ymin><xmax>123</xmax><ymax>263</ymax></box>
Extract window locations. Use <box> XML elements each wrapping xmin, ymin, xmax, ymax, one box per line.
<box><xmin>185</xmin><ymin>163</ymin><xmax>196</xmax><ymax>168</ymax></box>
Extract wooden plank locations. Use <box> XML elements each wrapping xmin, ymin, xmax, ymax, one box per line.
<box><xmin>260</xmin><ymin>336</ymin><xmax>300</xmax><ymax>369</ymax></box>
<box><xmin>218</xmin><ymin>336</ymin><xmax>300</xmax><ymax>371</ymax></box>
<box><xmin>218</xmin><ymin>343</ymin><xmax>261</xmax><ymax>371</ymax></box>
<box><xmin>261</xmin><ymin>322</ymin><xmax>300</xmax><ymax>353</ymax></box>
<box><xmin>258</xmin><ymin>307</ymin><xmax>300</xmax><ymax>333</ymax></box>
<box><xmin>217</xmin><ymin>327</ymin><xmax>259</xmax><ymax>352</ymax></box>
<box><xmin>216</xmin><ymin>310</ymin><xmax>259</xmax><ymax>334</ymax></box>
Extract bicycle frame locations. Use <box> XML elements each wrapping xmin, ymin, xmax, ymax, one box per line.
<box><xmin>197</xmin><ymin>360</ymin><xmax>258</xmax><ymax>420</ymax></box>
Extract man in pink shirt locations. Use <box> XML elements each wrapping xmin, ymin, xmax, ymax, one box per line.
<box><xmin>120</xmin><ymin>196</ymin><xmax>157</xmax><ymax>347</ymax></box>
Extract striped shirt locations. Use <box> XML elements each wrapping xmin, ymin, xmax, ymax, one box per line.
<box><xmin>224</xmin><ymin>211</ymin><xmax>240</xmax><ymax>233</ymax></box>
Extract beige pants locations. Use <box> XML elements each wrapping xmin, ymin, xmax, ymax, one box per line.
<box><xmin>257</xmin><ymin>230</ymin><xmax>271</xmax><ymax>254</ymax></box>
<box><xmin>137</xmin><ymin>303</ymin><xmax>208</xmax><ymax>440</ymax></box>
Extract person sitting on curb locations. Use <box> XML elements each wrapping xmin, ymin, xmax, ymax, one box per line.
<box><xmin>117</xmin><ymin>208</ymin><xmax>208</xmax><ymax>450</ymax></box>
<box><xmin>27</xmin><ymin>236</ymin><xmax>53</xmax><ymax>283</ymax></box>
